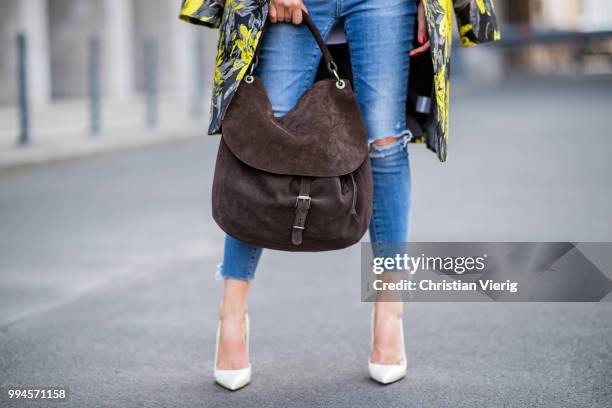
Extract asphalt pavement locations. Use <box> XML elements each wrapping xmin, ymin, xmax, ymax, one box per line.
<box><xmin>0</xmin><ymin>75</ymin><xmax>611</xmax><ymax>407</ymax></box>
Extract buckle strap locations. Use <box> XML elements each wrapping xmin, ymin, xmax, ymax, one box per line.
<box><xmin>349</xmin><ymin>172</ymin><xmax>358</xmax><ymax>217</ymax></box>
<box><xmin>291</xmin><ymin>177</ymin><xmax>312</xmax><ymax>246</ymax></box>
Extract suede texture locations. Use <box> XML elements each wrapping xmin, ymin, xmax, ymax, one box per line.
<box><xmin>222</xmin><ymin>78</ymin><xmax>368</xmax><ymax>177</ymax></box>
<box><xmin>212</xmin><ymin>138</ymin><xmax>372</xmax><ymax>251</ymax></box>
<box><xmin>212</xmin><ymin>13</ymin><xmax>372</xmax><ymax>251</ymax></box>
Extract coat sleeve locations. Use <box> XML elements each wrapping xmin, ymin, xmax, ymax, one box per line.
<box><xmin>453</xmin><ymin>0</ymin><xmax>501</xmax><ymax>47</ymax></box>
<box><xmin>178</xmin><ymin>0</ymin><xmax>225</xmax><ymax>29</ymax></box>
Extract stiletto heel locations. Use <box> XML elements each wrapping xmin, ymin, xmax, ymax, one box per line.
<box><xmin>368</xmin><ymin>309</ymin><xmax>407</xmax><ymax>384</ymax></box>
<box><xmin>214</xmin><ymin>313</ymin><xmax>251</xmax><ymax>391</ymax></box>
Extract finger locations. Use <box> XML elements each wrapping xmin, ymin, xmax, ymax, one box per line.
<box><xmin>287</xmin><ymin>7</ymin><xmax>296</xmax><ymax>22</ymax></box>
<box><xmin>292</xmin><ymin>9</ymin><xmax>303</xmax><ymax>25</ymax></box>
<box><xmin>269</xmin><ymin>4</ymin><xmax>278</xmax><ymax>23</ymax></box>
<box><xmin>276</xmin><ymin>6</ymin><xmax>285</xmax><ymax>23</ymax></box>
<box><xmin>417</xmin><ymin>4</ymin><xmax>427</xmax><ymax>44</ymax></box>
<box><xmin>417</xmin><ymin>25</ymin><xmax>427</xmax><ymax>45</ymax></box>
<box><xmin>284</xmin><ymin>8</ymin><xmax>293</xmax><ymax>22</ymax></box>
<box><xmin>410</xmin><ymin>41</ymin><xmax>430</xmax><ymax>57</ymax></box>
<box><xmin>409</xmin><ymin>41</ymin><xmax>430</xmax><ymax>57</ymax></box>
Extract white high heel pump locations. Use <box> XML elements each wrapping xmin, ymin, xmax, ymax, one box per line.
<box><xmin>214</xmin><ymin>313</ymin><xmax>251</xmax><ymax>391</ymax></box>
<box><xmin>368</xmin><ymin>309</ymin><xmax>407</xmax><ymax>384</ymax></box>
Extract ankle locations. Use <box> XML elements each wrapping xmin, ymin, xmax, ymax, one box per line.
<box><xmin>219</xmin><ymin>301</ymin><xmax>248</xmax><ymax>321</ymax></box>
<box><xmin>375</xmin><ymin>302</ymin><xmax>403</xmax><ymax>320</ymax></box>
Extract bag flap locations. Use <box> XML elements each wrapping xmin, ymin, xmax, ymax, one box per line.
<box><xmin>222</xmin><ymin>78</ymin><xmax>369</xmax><ymax>177</ymax></box>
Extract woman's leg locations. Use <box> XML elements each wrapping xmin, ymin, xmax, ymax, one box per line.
<box><xmin>216</xmin><ymin>4</ymin><xmax>336</xmax><ymax>369</ymax></box>
<box><xmin>216</xmin><ymin>236</ymin><xmax>261</xmax><ymax>369</ymax></box>
<box><xmin>342</xmin><ymin>0</ymin><xmax>416</xmax><ymax>365</ymax></box>
<box><xmin>216</xmin><ymin>277</ymin><xmax>252</xmax><ymax>369</ymax></box>
<box><xmin>368</xmin><ymin>143</ymin><xmax>412</xmax><ymax>365</ymax></box>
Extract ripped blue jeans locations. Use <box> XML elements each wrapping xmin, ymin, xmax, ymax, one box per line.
<box><xmin>217</xmin><ymin>0</ymin><xmax>415</xmax><ymax>280</ymax></box>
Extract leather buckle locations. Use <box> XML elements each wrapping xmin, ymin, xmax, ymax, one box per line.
<box><xmin>294</xmin><ymin>195</ymin><xmax>311</xmax><ymax>209</ymax></box>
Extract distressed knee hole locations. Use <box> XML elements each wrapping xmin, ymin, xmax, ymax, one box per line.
<box><xmin>370</xmin><ymin>135</ymin><xmax>404</xmax><ymax>148</ymax></box>
<box><xmin>369</xmin><ymin>131</ymin><xmax>412</xmax><ymax>159</ymax></box>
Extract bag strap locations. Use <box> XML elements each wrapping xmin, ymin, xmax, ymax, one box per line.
<box><xmin>247</xmin><ymin>13</ymin><xmax>345</xmax><ymax>87</ymax></box>
<box><xmin>301</xmin><ymin>13</ymin><xmax>334</xmax><ymax>72</ymax></box>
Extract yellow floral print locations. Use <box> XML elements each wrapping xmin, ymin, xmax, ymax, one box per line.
<box><xmin>234</xmin><ymin>25</ymin><xmax>262</xmax><ymax>81</ymax></box>
<box><xmin>179</xmin><ymin>0</ymin><xmax>224</xmax><ymax>28</ymax></box>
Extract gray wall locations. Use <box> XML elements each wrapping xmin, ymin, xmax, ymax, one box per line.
<box><xmin>0</xmin><ymin>0</ymin><xmax>217</xmax><ymax>107</ymax></box>
<box><xmin>48</xmin><ymin>0</ymin><xmax>104</xmax><ymax>99</ymax></box>
<box><xmin>0</xmin><ymin>1</ymin><xmax>20</xmax><ymax>105</ymax></box>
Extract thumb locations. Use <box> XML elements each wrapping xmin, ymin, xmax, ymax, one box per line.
<box><xmin>417</xmin><ymin>5</ymin><xmax>427</xmax><ymax>44</ymax></box>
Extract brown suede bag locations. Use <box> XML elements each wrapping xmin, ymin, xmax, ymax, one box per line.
<box><xmin>212</xmin><ymin>14</ymin><xmax>372</xmax><ymax>251</ymax></box>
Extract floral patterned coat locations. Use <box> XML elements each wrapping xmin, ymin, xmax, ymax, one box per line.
<box><xmin>179</xmin><ymin>0</ymin><xmax>500</xmax><ymax>162</ymax></box>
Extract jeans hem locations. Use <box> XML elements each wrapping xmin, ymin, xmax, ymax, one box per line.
<box><xmin>215</xmin><ymin>260</ymin><xmax>256</xmax><ymax>282</ymax></box>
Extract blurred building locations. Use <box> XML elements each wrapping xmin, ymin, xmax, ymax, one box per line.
<box><xmin>528</xmin><ymin>0</ymin><xmax>612</xmax><ymax>31</ymax></box>
<box><xmin>1</xmin><ymin>0</ymin><xmax>611</xmax><ymax>110</ymax></box>
<box><xmin>497</xmin><ymin>0</ymin><xmax>612</xmax><ymax>30</ymax></box>
<box><xmin>0</xmin><ymin>0</ymin><xmax>216</xmax><ymax>107</ymax></box>
<box><xmin>497</xmin><ymin>0</ymin><xmax>612</xmax><ymax>74</ymax></box>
